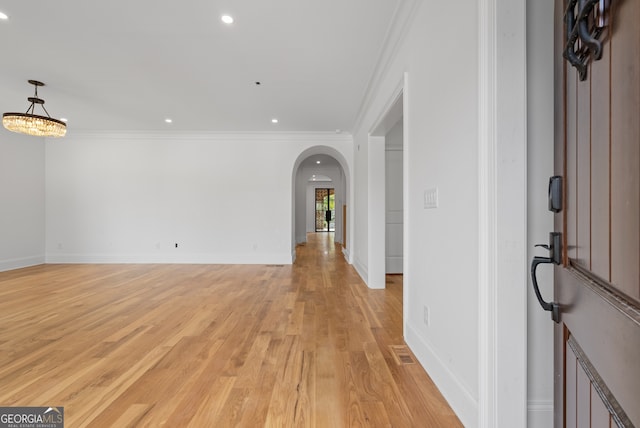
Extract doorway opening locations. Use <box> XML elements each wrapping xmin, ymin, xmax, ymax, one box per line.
<box><xmin>368</xmin><ymin>84</ymin><xmax>405</xmax><ymax>288</ymax></box>
<box><xmin>315</xmin><ymin>188</ymin><xmax>335</xmax><ymax>232</ymax></box>
<box><xmin>291</xmin><ymin>146</ymin><xmax>350</xmax><ymax>264</ymax></box>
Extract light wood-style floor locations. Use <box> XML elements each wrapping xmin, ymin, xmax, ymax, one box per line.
<box><xmin>0</xmin><ymin>233</ymin><xmax>461</xmax><ymax>427</ymax></box>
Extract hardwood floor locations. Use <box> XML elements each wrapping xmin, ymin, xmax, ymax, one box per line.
<box><xmin>0</xmin><ymin>234</ymin><xmax>461</xmax><ymax>427</ymax></box>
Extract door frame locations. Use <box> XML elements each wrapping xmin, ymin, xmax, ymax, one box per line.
<box><xmin>367</xmin><ymin>77</ymin><xmax>406</xmax><ymax>291</ymax></box>
<box><xmin>314</xmin><ymin>187</ymin><xmax>335</xmax><ymax>232</ymax></box>
<box><xmin>478</xmin><ymin>0</ymin><xmax>528</xmax><ymax>426</ymax></box>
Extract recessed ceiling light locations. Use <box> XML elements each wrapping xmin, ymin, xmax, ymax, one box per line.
<box><xmin>165</xmin><ymin>118</ymin><xmax>172</xmax><ymax>123</ymax></box>
<box><xmin>316</xmin><ymin>160</ymin><xmax>321</xmax><ymax>164</ymax></box>
<box><xmin>271</xmin><ymin>118</ymin><xmax>278</xmax><ymax>124</ymax></box>
<box><xmin>0</xmin><ymin>12</ymin><xmax>8</xmax><ymax>20</ymax></box>
<box><xmin>221</xmin><ymin>15</ymin><xmax>234</xmax><ymax>24</ymax></box>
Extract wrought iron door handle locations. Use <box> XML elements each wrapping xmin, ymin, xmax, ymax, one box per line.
<box><xmin>530</xmin><ymin>232</ymin><xmax>562</xmax><ymax>323</ymax></box>
<box><xmin>531</xmin><ymin>256</ymin><xmax>560</xmax><ymax>323</ymax></box>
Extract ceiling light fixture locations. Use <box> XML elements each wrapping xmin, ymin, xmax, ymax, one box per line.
<box><xmin>0</xmin><ymin>12</ymin><xmax>8</xmax><ymax>20</ymax></box>
<box><xmin>271</xmin><ymin>118</ymin><xmax>278</xmax><ymax>124</ymax></box>
<box><xmin>165</xmin><ymin>118</ymin><xmax>173</xmax><ymax>123</ymax></box>
<box><xmin>2</xmin><ymin>80</ymin><xmax>67</xmax><ymax>138</ymax></box>
<box><xmin>221</xmin><ymin>15</ymin><xmax>234</xmax><ymax>24</ymax></box>
<box><xmin>316</xmin><ymin>160</ymin><xmax>321</xmax><ymax>164</ymax></box>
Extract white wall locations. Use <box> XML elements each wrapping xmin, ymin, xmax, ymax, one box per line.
<box><xmin>45</xmin><ymin>132</ymin><xmax>351</xmax><ymax>265</ymax></box>
<box><xmin>352</xmin><ymin>138</ymin><xmax>369</xmax><ymax>278</ymax></box>
<box><xmin>526</xmin><ymin>0</ymin><xmax>555</xmax><ymax>425</ymax></box>
<box><xmin>294</xmin><ymin>166</ymin><xmax>307</xmax><ymax>245</ymax></box>
<box><xmin>352</xmin><ymin>2</ymin><xmax>480</xmax><ymax>424</ymax></box>
<box><xmin>0</xmin><ymin>132</ymin><xmax>45</xmax><ymax>271</ymax></box>
<box><xmin>352</xmin><ymin>0</ymin><xmax>540</xmax><ymax>424</ymax></box>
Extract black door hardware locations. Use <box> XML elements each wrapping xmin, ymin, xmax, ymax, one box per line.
<box><xmin>548</xmin><ymin>176</ymin><xmax>562</xmax><ymax>213</ymax></box>
<box><xmin>531</xmin><ymin>232</ymin><xmax>562</xmax><ymax>323</ymax></box>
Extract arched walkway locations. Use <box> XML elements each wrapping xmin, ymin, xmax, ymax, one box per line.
<box><xmin>291</xmin><ymin>146</ymin><xmax>351</xmax><ymax>263</ymax></box>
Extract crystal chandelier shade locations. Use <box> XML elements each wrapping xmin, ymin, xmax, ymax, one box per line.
<box><xmin>2</xmin><ymin>80</ymin><xmax>67</xmax><ymax>138</ymax></box>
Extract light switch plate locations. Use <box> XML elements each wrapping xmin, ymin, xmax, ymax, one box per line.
<box><xmin>424</xmin><ymin>187</ymin><xmax>438</xmax><ymax>209</ymax></box>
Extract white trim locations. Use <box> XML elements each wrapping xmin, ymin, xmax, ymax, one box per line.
<box><xmin>60</xmin><ymin>130</ymin><xmax>354</xmax><ymax>143</ymax></box>
<box><xmin>353</xmin><ymin>255</ymin><xmax>368</xmax><ymax>284</ymax></box>
<box><xmin>406</xmin><ymin>323</ymin><xmax>478</xmax><ymax>427</ymax></box>
<box><xmin>45</xmin><ymin>252</ymin><xmax>292</xmax><ymax>265</ymax></box>
<box><xmin>341</xmin><ymin>246</ymin><xmax>350</xmax><ymax>263</ymax></box>
<box><xmin>369</xmin><ymin>77</ymin><xmax>404</xmax><ymax>136</ymax></box>
<box><xmin>366</xmin><ymin>135</ymin><xmax>386</xmax><ymax>289</ymax></box>
<box><xmin>352</xmin><ymin>0</ymin><xmax>421</xmax><ymax>133</ymax></box>
<box><xmin>527</xmin><ymin>400</ymin><xmax>553</xmax><ymax>428</ymax></box>
<box><xmin>479</xmin><ymin>0</ymin><xmax>528</xmax><ymax>426</ymax></box>
<box><xmin>402</xmin><ymin>72</ymin><xmax>410</xmax><ymax>340</ymax></box>
<box><xmin>478</xmin><ymin>0</ymin><xmax>498</xmax><ymax>425</ymax></box>
<box><xmin>0</xmin><ymin>255</ymin><xmax>45</xmax><ymax>272</ymax></box>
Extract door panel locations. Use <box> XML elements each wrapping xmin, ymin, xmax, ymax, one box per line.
<box><xmin>315</xmin><ymin>188</ymin><xmax>335</xmax><ymax>232</ymax></box>
<box><xmin>385</xmin><ymin>149</ymin><xmax>403</xmax><ymax>274</ymax></box>
<box><xmin>576</xmin><ymin>359</ymin><xmax>590</xmax><ymax>428</ymax></box>
<box><xmin>565</xmin><ymin>54</ymin><xmax>578</xmax><ymax>262</ymax></box>
<box><xmin>556</xmin><ymin>268</ymin><xmax>639</xmax><ymax>426</ymax></box>
<box><xmin>590</xmin><ymin>36</ymin><xmax>610</xmax><ymax>281</ymax></box>
<box><xmin>553</xmin><ymin>0</ymin><xmax>640</xmax><ymax>426</ymax></box>
<box><xmin>565</xmin><ymin>345</ymin><xmax>578</xmax><ymax>428</ymax></box>
<box><xmin>575</xmin><ymin>74</ymin><xmax>590</xmax><ymax>269</ymax></box>
<box><xmin>591</xmin><ymin>384</ymin><xmax>611</xmax><ymax>427</ymax></box>
<box><xmin>610</xmin><ymin>0</ymin><xmax>640</xmax><ymax>300</ymax></box>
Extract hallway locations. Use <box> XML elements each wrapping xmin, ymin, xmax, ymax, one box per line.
<box><xmin>0</xmin><ymin>233</ymin><xmax>460</xmax><ymax>427</ymax></box>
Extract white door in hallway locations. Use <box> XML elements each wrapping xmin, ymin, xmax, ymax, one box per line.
<box><xmin>385</xmin><ymin>147</ymin><xmax>403</xmax><ymax>273</ymax></box>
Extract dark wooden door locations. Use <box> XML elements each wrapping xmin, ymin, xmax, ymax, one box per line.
<box><xmin>553</xmin><ymin>0</ymin><xmax>640</xmax><ymax>426</ymax></box>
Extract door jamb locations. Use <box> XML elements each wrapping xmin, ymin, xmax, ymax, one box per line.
<box><xmin>478</xmin><ymin>0</ymin><xmax>528</xmax><ymax>426</ymax></box>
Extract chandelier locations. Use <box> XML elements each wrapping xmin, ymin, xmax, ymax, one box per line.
<box><xmin>2</xmin><ymin>80</ymin><xmax>67</xmax><ymax>138</ymax></box>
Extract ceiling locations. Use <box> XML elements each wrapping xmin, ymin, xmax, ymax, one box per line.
<box><xmin>0</xmin><ymin>0</ymin><xmax>400</xmax><ymax>134</ymax></box>
<box><xmin>300</xmin><ymin>153</ymin><xmax>341</xmax><ymax>179</ymax></box>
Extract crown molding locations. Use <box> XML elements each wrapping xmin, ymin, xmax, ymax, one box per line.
<box><xmin>52</xmin><ymin>130</ymin><xmax>354</xmax><ymax>144</ymax></box>
<box><xmin>351</xmin><ymin>0</ymin><xmax>421</xmax><ymax>133</ymax></box>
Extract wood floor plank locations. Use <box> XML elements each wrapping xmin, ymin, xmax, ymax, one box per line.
<box><xmin>0</xmin><ymin>233</ymin><xmax>461</xmax><ymax>427</ymax></box>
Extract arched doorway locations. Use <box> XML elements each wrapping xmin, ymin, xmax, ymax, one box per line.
<box><xmin>291</xmin><ymin>146</ymin><xmax>351</xmax><ymax>263</ymax></box>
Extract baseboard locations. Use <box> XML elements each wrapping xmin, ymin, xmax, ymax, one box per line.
<box><xmin>45</xmin><ymin>252</ymin><xmax>292</xmax><ymax>265</ymax></box>
<box><xmin>385</xmin><ymin>256</ymin><xmax>403</xmax><ymax>274</ymax></box>
<box><xmin>405</xmin><ymin>323</ymin><xmax>478</xmax><ymax>427</ymax></box>
<box><xmin>0</xmin><ymin>255</ymin><xmax>45</xmax><ymax>272</ymax></box>
<box><xmin>527</xmin><ymin>400</ymin><xmax>553</xmax><ymax>428</ymax></box>
<box><xmin>342</xmin><ymin>246</ymin><xmax>350</xmax><ymax>264</ymax></box>
<box><xmin>353</xmin><ymin>255</ymin><xmax>368</xmax><ymax>284</ymax></box>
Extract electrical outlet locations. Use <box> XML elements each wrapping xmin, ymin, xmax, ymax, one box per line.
<box><xmin>423</xmin><ymin>306</ymin><xmax>430</xmax><ymax>326</ymax></box>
